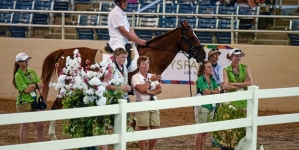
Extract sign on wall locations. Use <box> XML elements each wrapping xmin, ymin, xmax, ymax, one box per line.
<box><xmin>161</xmin><ymin>45</ymin><xmax>234</xmax><ymax>84</ymax></box>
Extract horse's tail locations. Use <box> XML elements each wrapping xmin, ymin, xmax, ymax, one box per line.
<box><xmin>41</xmin><ymin>49</ymin><xmax>66</xmax><ymax>101</ymax></box>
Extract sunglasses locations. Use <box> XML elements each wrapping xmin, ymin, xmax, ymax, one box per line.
<box><xmin>18</xmin><ymin>59</ymin><xmax>30</xmax><ymax>63</ymax></box>
<box><xmin>211</xmin><ymin>48</ymin><xmax>219</xmax><ymax>51</ymax></box>
<box><xmin>234</xmin><ymin>49</ymin><xmax>242</xmax><ymax>52</ymax></box>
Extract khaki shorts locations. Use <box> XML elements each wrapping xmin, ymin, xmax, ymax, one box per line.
<box><xmin>16</xmin><ymin>103</ymin><xmax>39</xmax><ymax>112</ymax></box>
<box><xmin>194</xmin><ymin>106</ymin><xmax>214</xmax><ymax>124</ymax></box>
<box><xmin>135</xmin><ymin>110</ymin><xmax>160</xmax><ymax>127</ymax></box>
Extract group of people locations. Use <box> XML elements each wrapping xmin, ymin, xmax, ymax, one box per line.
<box><xmin>194</xmin><ymin>48</ymin><xmax>253</xmax><ymax>150</ymax></box>
<box><xmin>11</xmin><ymin>1</ymin><xmax>253</xmax><ymax>150</ymax></box>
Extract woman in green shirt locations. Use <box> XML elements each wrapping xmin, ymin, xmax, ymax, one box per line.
<box><xmin>12</xmin><ymin>53</ymin><xmax>45</xmax><ymax>143</ymax></box>
<box><xmin>223</xmin><ymin>48</ymin><xmax>253</xmax><ymax>108</ymax></box>
<box><xmin>194</xmin><ymin>61</ymin><xmax>220</xmax><ymax>150</ymax></box>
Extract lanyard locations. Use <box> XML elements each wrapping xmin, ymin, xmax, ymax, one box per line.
<box><xmin>25</xmin><ymin>70</ymin><xmax>32</xmax><ymax>83</ymax></box>
<box><xmin>212</xmin><ymin>66</ymin><xmax>219</xmax><ymax>81</ymax></box>
<box><xmin>232</xmin><ymin>66</ymin><xmax>240</xmax><ymax>82</ymax></box>
<box><xmin>202</xmin><ymin>76</ymin><xmax>213</xmax><ymax>90</ymax></box>
<box><xmin>114</xmin><ymin>61</ymin><xmax>127</xmax><ymax>84</ymax></box>
<box><xmin>114</xmin><ymin>61</ymin><xmax>124</xmax><ymax>76</ymax></box>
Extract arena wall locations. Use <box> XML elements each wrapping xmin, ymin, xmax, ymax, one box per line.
<box><xmin>1</xmin><ymin>38</ymin><xmax>298</xmax><ymax>112</ymax></box>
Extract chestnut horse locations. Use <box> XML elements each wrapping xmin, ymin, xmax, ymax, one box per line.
<box><xmin>41</xmin><ymin>20</ymin><xmax>206</xmax><ymax>140</ymax></box>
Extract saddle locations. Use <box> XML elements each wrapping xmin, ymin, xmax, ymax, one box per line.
<box><xmin>100</xmin><ymin>43</ymin><xmax>135</xmax><ymax>68</ymax></box>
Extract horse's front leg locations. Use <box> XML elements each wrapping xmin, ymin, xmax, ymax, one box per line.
<box><xmin>49</xmin><ymin>120</ymin><xmax>58</xmax><ymax>140</ymax></box>
<box><xmin>48</xmin><ymin>97</ymin><xmax>63</xmax><ymax>140</ymax></box>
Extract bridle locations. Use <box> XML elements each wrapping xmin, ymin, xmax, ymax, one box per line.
<box><xmin>179</xmin><ymin>27</ymin><xmax>204</xmax><ymax>60</ymax></box>
<box><xmin>138</xmin><ymin>27</ymin><xmax>204</xmax><ymax>61</ymax></box>
<box><xmin>138</xmin><ymin>26</ymin><xmax>204</xmax><ymax>97</ymax></box>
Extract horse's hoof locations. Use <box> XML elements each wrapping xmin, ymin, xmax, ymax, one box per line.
<box><xmin>49</xmin><ymin>135</ymin><xmax>58</xmax><ymax>140</ymax></box>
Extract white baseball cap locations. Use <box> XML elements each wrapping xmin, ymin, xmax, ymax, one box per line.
<box><xmin>16</xmin><ymin>53</ymin><xmax>31</xmax><ymax>62</ymax></box>
<box><xmin>228</xmin><ymin>48</ymin><xmax>245</xmax><ymax>57</ymax></box>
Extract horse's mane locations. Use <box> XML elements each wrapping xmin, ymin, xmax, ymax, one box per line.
<box><xmin>145</xmin><ymin>27</ymin><xmax>181</xmax><ymax>45</ymax></box>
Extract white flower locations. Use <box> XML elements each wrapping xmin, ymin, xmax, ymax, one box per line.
<box><xmin>96</xmin><ymin>97</ymin><xmax>107</xmax><ymax>106</ymax></box>
<box><xmin>84</xmin><ymin>88</ymin><xmax>94</xmax><ymax>95</ymax></box>
<box><xmin>58</xmin><ymin>75</ymin><xmax>66</xmax><ymax>83</ymax></box>
<box><xmin>89</xmin><ymin>95</ymin><xmax>97</xmax><ymax>103</ymax></box>
<box><xmin>229</xmin><ymin>105</ymin><xmax>236</xmax><ymax>110</ymax></box>
<box><xmin>110</xmin><ymin>78</ymin><xmax>123</xmax><ymax>86</ymax></box>
<box><xmin>89</xmin><ymin>77</ymin><xmax>102</xmax><ymax>86</ymax></box>
<box><xmin>60</xmin><ymin>88</ymin><xmax>67</xmax><ymax>96</ymax></box>
<box><xmin>95</xmin><ymin>88</ymin><xmax>104</xmax><ymax>97</ymax></box>
<box><xmin>86</xmin><ymin>71</ymin><xmax>97</xmax><ymax>79</ymax></box>
<box><xmin>83</xmin><ymin>96</ymin><xmax>89</xmax><ymax>104</ymax></box>
<box><xmin>50</xmin><ymin>49</ymin><xmax>113</xmax><ymax>108</ymax></box>
<box><xmin>49</xmin><ymin>82</ymin><xmax>56</xmax><ymax>88</ymax></box>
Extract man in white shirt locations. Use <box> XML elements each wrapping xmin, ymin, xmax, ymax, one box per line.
<box><xmin>108</xmin><ymin>0</ymin><xmax>147</xmax><ymax>68</ymax></box>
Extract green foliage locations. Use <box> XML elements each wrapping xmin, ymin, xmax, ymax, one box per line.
<box><xmin>211</xmin><ymin>103</ymin><xmax>246</xmax><ymax>148</ymax></box>
<box><xmin>62</xmin><ymin>89</ymin><xmax>130</xmax><ymax>138</ymax></box>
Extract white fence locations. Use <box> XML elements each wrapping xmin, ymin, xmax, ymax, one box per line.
<box><xmin>0</xmin><ymin>85</ymin><xmax>299</xmax><ymax>150</ymax></box>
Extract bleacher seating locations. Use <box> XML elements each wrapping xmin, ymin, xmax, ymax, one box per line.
<box><xmin>135</xmin><ymin>3</ymin><xmax>158</xmax><ymax>40</ymax></box>
<box><xmin>215</xmin><ymin>18</ymin><xmax>239</xmax><ymax>44</ymax></box>
<box><xmin>74</xmin><ymin>0</ymin><xmax>92</xmax><ymax>3</ymax></box>
<box><xmin>154</xmin><ymin>17</ymin><xmax>177</xmax><ymax>36</ymax></box>
<box><xmin>126</xmin><ymin>3</ymin><xmax>140</xmax><ymax>12</ymax></box>
<box><xmin>198</xmin><ymin>4</ymin><xmax>217</xmax><ymax>14</ymax></box>
<box><xmin>53</xmin><ymin>0</ymin><xmax>69</xmax><ymax>11</ymax></box>
<box><xmin>0</xmin><ymin>1</ymin><xmax>260</xmax><ymax>42</ymax></box>
<box><xmin>94</xmin><ymin>2</ymin><xmax>113</xmax><ymax>40</ymax></box>
<box><xmin>288</xmin><ymin>20</ymin><xmax>299</xmax><ymax>46</ymax></box>
<box><xmin>218</xmin><ymin>6</ymin><xmax>237</xmax><ymax>15</ymax></box>
<box><xmin>158</xmin><ymin>4</ymin><xmax>178</xmax><ymax>13</ymax></box>
<box><xmin>76</xmin><ymin>15</ymin><xmax>98</xmax><ymax>40</ymax></box>
<box><xmin>195</xmin><ymin>18</ymin><xmax>217</xmax><ymax>43</ymax></box>
<box><xmin>33</xmin><ymin>1</ymin><xmax>54</xmax><ymax>24</ymax></box>
<box><xmin>10</xmin><ymin>13</ymin><xmax>32</xmax><ymax>38</ymax></box>
<box><xmin>15</xmin><ymin>1</ymin><xmax>34</xmax><ymax>10</ymax></box>
<box><xmin>237</xmin><ymin>6</ymin><xmax>257</xmax><ymax>29</ymax></box>
<box><xmin>0</xmin><ymin>0</ymin><xmax>15</xmax><ymax>9</ymax></box>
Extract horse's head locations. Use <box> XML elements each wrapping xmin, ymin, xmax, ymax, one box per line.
<box><xmin>179</xmin><ymin>20</ymin><xmax>206</xmax><ymax>63</ymax></box>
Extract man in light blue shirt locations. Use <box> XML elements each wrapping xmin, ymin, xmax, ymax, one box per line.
<box><xmin>208</xmin><ymin>48</ymin><xmax>224</xmax><ymax>147</ymax></box>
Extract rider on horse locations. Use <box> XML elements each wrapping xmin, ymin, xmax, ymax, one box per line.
<box><xmin>107</xmin><ymin>0</ymin><xmax>147</xmax><ymax>70</ymax></box>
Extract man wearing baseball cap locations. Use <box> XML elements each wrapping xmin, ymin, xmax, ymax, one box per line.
<box><xmin>207</xmin><ymin>48</ymin><xmax>224</xmax><ymax>147</ymax></box>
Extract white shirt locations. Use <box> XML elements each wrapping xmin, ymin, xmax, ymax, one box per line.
<box><xmin>110</xmin><ymin>62</ymin><xmax>128</xmax><ymax>86</ymax></box>
<box><xmin>108</xmin><ymin>6</ymin><xmax>130</xmax><ymax>51</ymax></box>
<box><xmin>131</xmin><ymin>72</ymin><xmax>160</xmax><ymax>102</ymax></box>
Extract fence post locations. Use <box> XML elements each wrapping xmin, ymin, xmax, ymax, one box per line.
<box><xmin>114</xmin><ymin>99</ymin><xmax>128</xmax><ymax>150</ymax></box>
<box><xmin>246</xmin><ymin>86</ymin><xmax>259</xmax><ymax>150</ymax></box>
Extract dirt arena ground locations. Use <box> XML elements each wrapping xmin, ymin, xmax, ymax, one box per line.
<box><xmin>1</xmin><ymin>85</ymin><xmax>299</xmax><ymax>150</ymax></box>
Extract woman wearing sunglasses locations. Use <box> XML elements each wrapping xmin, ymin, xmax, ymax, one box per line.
<box><xmin>12</xmin><ymin>53</ymin><xmax>45</xmax><ymax>143</ymax></box>
<box><xmin>223</xmin><ymin>48</ymin><xmax>253</xmax><ymax>108</ymax></box>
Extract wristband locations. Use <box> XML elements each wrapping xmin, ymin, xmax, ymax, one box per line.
<box><xmin>137</xmin><ymin>37</ymin><xmax>140</xmax><ymax>41</ymax></box>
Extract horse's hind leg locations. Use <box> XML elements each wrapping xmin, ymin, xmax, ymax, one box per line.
<box><xmin>48</xmin><ymin>98</ymin><xmax>63</xmax><ymax>140</ymax></box>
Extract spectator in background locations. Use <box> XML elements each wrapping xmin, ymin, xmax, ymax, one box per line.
<box><xmin>223</xmin><ymin>48</ymin><xmax>253</xmax><ymax>109</ymax></box>
<box><xmin>194</xmin><ymin>61</ymin><xmax>220</xmax><ymax>150</ymax></box>
<box><xmin>12</xmin><ymin>53</ymin><xmax>45</xmax><ymax>143</ymax></box>
<box><xmin>207</xmin><ymin>48</ymin><xmax>224</xmax><ymax>147</ymax></box>
<box><xmin>131</xmin><ymin>56</ymin><xmax>162</xmax><ymax>150</ymax></box>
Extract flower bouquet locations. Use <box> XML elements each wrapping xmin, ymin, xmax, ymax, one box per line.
<box><xmin>211</xmin><ymin>103</ymin><xmax>246</xmax><ymax>150</ymax></box>
<box><xmin>49</xmin><ymin>50</ymin><xmax>130</xmax><ymax>149</ymax></box>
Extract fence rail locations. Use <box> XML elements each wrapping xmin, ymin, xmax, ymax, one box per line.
<box><xmin>0</xmin><ymin>9</ymin><xmax>299</xmax><ymax>43</ymax></box>
<box><xmin>0</xmin><ymin>86</ymin><xmax>299</xmax><ymax>150</ymax></box>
